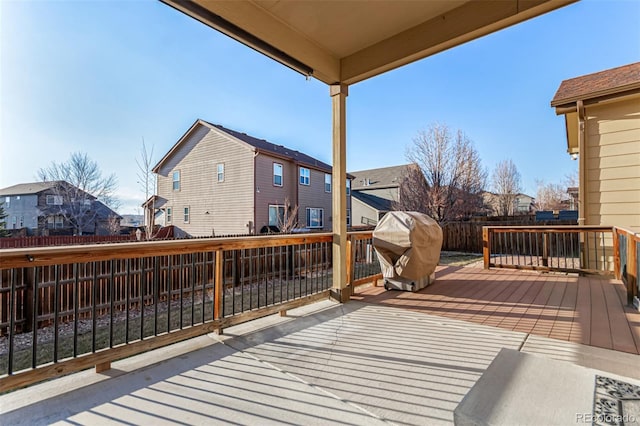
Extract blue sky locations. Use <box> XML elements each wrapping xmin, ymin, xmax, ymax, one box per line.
<box><xmin>1</xmin><ymin>0</ymin><xmax>639</xmax><ymax>214</ymax></box>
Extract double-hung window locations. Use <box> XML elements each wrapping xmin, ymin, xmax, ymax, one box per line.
<box><xmin>346</xmin><ymin>179</ymin><xmax>351</xmax><ymax>195</ymax></box>
<box><xmin>217</xmin><ymin>164</ymin><xmax>224</xmax><ymax>182</ymax></box>
<box><xmin>46</xmin><ymin>195</ymin><xmax>62</xmax><ymax>205</ymax></box>
<box><xmin>306</xmin><ymin>207</ymin><xmax>323</xmax><ymax>228</ymax></box>
<box><xmin>183</xmin><ymin>207</ymin><xmax>190</xmax><ymax>223</ymax></box>
<box><xmin>346</xmin><ymin>208</ymin><xmax>351</xmax><ymax>226</ymax></box>
<box><xmin>324</xmin><ymin>174</ymin><xmax>331</xmax><ymax>193</ymax></box>
<box><xmin>172</xmin><ymin>171</ymin><xmax>181</xmax><ymax>191</ymax></box>
<box><xmin>166</xmin><ymin>207</ymin><xmax>172</xmax><ymax>223</ymax></box>
<box><xmin>299</xmin><ymin>167</ymin><xmax>310</xmax><ymax>185</ymax></box>
<box><xmin>273</xmin><ymin>163</ymin><xmax>283</xmax><ymax>186</ymax></box>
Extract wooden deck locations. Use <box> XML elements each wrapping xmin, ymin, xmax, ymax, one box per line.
<box><xmin>353</xmin><ymin>266</ymin><xmax>640</xmax><ymax>355</ymax></box>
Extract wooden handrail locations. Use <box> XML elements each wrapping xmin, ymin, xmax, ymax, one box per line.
<box><xmin>0</xmin><ymin>233</ymin><xmax>334</xmax><ymax>269</ymax></box>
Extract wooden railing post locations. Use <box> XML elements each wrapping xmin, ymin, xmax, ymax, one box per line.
<box><xmin>482</xmin><ymin>227</ymin><xmax>490</xmax><ymax>269</ymax></box>
<box><xmin>346</xmin><ymin>237</ymin><xmax>353</xmax><ymax>286</ymax></box>
<box><xmin>613</xmin><ymin>227</ymin><xmax>621</xmax><ymax>280</ymax></box>
<box><xmin>628</xmin><ymin>235</ymin><xmax>637</xmax><ymax>306</ymax></box>
<box><xmin>214</xmin><ymin>250</ymin><xmax>224</xmax><ymax>334</ymax></box>
<box><xmin>542</xmin><ymin>232</ymin><xmax>550</xmax><ymax>267</ymax></box>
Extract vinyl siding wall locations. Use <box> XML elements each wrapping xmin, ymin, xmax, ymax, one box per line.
<box><xmin>254</xmin><ymin>153</ymin><xmax>297</xmax><ymax>232</ymax></box>
<box><xmin>297</xmin><ymin>168</ymin><xmax>332</xmax><ymax>230</ymax></box>
<box><xmin>585</xmin><ymin>96</ymin><xmax>640</xmax><ymax>232</ymax></box>
<box><xmin>352</xmin><ymin>197</ymin><xmax>380</xmax><ymax>227</ymax></box>
<box><xmin>356</xmin><ymin>187</ymin><xmax>399</xmax><ymax>202</ymax></box>
<box><xmin>156</xmin><ymin>126</ymin><xmax>255</xmax><ymax>236</ymax></box>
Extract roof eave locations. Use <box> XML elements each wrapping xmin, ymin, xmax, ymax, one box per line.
<box><xmin>551</xmin><ymin>83</ymin><xmax>640</xmax><ymax>111</ymax></box>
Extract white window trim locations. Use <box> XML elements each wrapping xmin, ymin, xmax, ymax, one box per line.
<box><xmin>166</xmin><ymin>207</ymin><xmax>172</xmax><ymax>223</ymax></box>
<box><xmin>217</xmin><ymin>163</ymin><xmax>225</xmax><ymax>183</ymax></box>
<box><xmin>273</xmin><ymin>163</ymin><xmax>283</xmax><ymax>187</ymax></box>
<box><xmin>306</xmin><ymin>207</ymin><xmax>324</xmax><ymax>229</ymax></box>
<box><xmin>346</xmin><ymin>208</ymin><xmax>351</xmax><ymax>226</ymax></box>
<box><xmin>46</xmin><ymin>195</ymin><xmax>63</xmax><ymax>205</ymax></box>
<box><xmin>324</xmin><ymin>173</ymin><xmax>331</xmax><ymax>193</ymax></box>
<box><xmin>173</xmin><ymin>170</ymin><xmax>181</xmax><ymax>191</ymax></box>
<box><xmin>183</xmin><ymin>206</ymin><xmax>190</xmax><ymax>223</ymax></box>
<box><xmin>346</xmin><ymin>179</ymin><xmax>351</xmax><ymax>196</ymax></box>
<box><xmin>299</xmin><ymin>167</ymin><xmax>310</xmax><ymax>186</ymax></box>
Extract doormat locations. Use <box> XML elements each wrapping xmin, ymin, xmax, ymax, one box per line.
<box><xmin>593</xmin><ymin>375</ymin><xmax>640</xmax><ymax>425</ymax></box>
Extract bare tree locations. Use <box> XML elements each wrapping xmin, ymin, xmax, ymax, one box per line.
<box><xmin>395</xmin><ymin>123</ymin><xmax>487</xmax><ymax>223</ymax></box>
<box><xmin>491</xmin><ymin>159</ymin><xmax>521</xmax><ymax>216</ymax></box>
<box><xmin>38</xmin><ymin>152</ymin><xmax>119</xmax><ymax>235</ymax></box>
<box><xmin>278</xmin><ymin>198</ymin><xmax>299</xmax><ymax>233</ymax></box>
<box><xmin>136</xmin><ymin>138</ymin><xmax>156</xmax><ymax>239</ymax></box>
<box><xmin>535</xmin><ymin>179</ymin><xmax>566</xmax><ymax>211</ymax></box>
<box><xmin>106</xmin><ymin>214</ymin><xmax>121</xmax><ymax>236</ymax></box>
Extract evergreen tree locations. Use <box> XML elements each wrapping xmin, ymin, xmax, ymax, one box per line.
<box><xmin>0</xmin><ymin>203</ymin><xmax>10</xmax><ymax>237</ymax></box>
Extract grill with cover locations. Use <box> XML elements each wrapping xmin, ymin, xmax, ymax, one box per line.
<box><xmin>372</xmin><ymin>211</ymin><xmax>443</xmax><ymax>292</ymax></box>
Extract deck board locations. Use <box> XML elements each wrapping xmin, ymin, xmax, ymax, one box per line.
<box><xmin>354</xmin><ymin>266</ymin><xmax>639</xmax><ymax>355</ymax></box>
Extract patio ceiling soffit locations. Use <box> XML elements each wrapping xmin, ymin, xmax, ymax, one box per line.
<box><xmin>161</xmin><ymin>0</ymin><xmax>577</xmax><ymax>86</ymax></box>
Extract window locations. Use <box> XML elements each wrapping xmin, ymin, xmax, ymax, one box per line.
<box><xmin>46</xmin><ymin>195</ymin><xmax>63</xmax><ymax>205</ymax></box>
<box><xmin>172</xmin><ymin>171</ymin><xmax>181</xmax><ymax>191</ymax></box>
<box><xmin>346</xmin><ymin>208</ymin><xmax>351</xmax><ymax>226</ymax></box>
<box><xmin>346</xmin><ymin>179</ymin><xmax>351</xmax><ymax>195</ymax></box>
<box><xmin>166</xmin><ymin>207</ymin><xmax>172</xmax><ymax>223</ymax></box>
<box><xmin>268</xmin><ymin>205</ymin><xmax>285</xmax><ymax>227</ymax></box>
<box><xmin>47</xmin><ymin>215</ymin><xmax>64</xmax><ymax>229</ymax></box>
<box><xmin>324</xmin><ymin>174</ymin><xmax>331</xmax><ymax>193</ymax></box>
<box><xmin>217</xmin><ymin>163</ymin><xmax>225</xmax><ymax>182</ymax></box>
<box><xmin>273</xmin><ymin>163</ymin><xmax>283</xmax><ymax>186</ymax></box>
<box><xmin>299</xmin><ymin>167</ymin><xmax>310</xmax><ymax>185</ymax></box>
<box><xmin>4</xmin><ymin>196</ymin><xmax>9</xmax><ymax>208</ymax></box>
<box><xmin>306</xmin><ymin>207</ymin><xmax>324</xmax><ymax>228</ymax></box>
<box><xmin>183</xmin><ymin>207</ymin><xmax>190</xmax><ymax>223</ymax></box>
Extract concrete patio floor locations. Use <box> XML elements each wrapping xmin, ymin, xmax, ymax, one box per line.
<box><xmin>2</xmin><ymin>296</ymin><xmax>639</xmax><ymax>425</ymax></box>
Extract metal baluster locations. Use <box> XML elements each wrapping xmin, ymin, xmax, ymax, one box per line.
<box><xmin>8</xmin><ymin>269</ymin><xmax>17</xmax><ymax>374</ymax></box>
<box><xmin>54</xmin><ymin>264</ymin><xmax>60</xmax><ymax>362</ymax></box>
<box><xmin>110</xmin><ymin>260</ymin><xmax>115</xmax><ymax>347</ymax></box>
<box><xmin>32</xmin><ymin>267</ymin><xmax>39</xmax><ymax>368</ymax></box>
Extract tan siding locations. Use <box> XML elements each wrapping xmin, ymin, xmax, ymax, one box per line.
<box><xmin>584</xmin><ymin>97</ymin><xmax>640</xmax><ymax>230</ymax></box>
<box><xmin>297</xmin><ymin>167</ymin><xmax>332</xmax><ymax>230</ymax></box>
<box><xmin>254</xmin><ymin>153</ymin><xmax>296</xmax><ymax>232</ymax></box>
<box><xmin>352</xmin><ymin>197</ymin><xmax>380</xmax><ymax>226</ymax></box>
<box><xmin>156</xmin><ymin>126</ymin><xmax>254</xmax><ymax>236</ymax></box>
<box><xmin>356</xmin><ymin>187</ymin><xmax>399</xmax><ymax>202</ymax></box>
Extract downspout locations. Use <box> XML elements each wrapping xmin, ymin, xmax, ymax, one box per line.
<box><xmin>577</xmin><ymin>100</ymin><xmax>586</xmax><ymax>226</ymax></box>
<box><xmin>253</xmin><ymin>151</ymin><xmax>258</xmax><ymax>235</ymax></box>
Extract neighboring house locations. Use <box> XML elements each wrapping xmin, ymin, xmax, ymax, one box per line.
<box><xmin>0</xmin><ymin>181</ymin><xmax>120</xmax><ymax>235</ymax></box>
<box><xmin>149</xmin><ymin>119</ymin><xmax>352</xmax><ymax>237</ymax></box>
<box><xmin>551</xmin><ymin>62</ymin><xmax>640</xmax><ymax>232</ymax></box>
<box><xmin>482</xmin><ymin>192</ymin><xmax>535</xmax><ymax>216</ymax></box>
<box><xmin>349</xmin><ymin>164</ymin><xmax>414</xmax><ymax>227</ymax></box>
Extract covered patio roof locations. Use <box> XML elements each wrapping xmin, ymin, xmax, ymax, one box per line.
<box><xmin>162</xmin><ymin>0</ymin><xmax>576</xmax><ymax>85</ymax></box>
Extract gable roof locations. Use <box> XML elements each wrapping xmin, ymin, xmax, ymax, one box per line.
<box><xmin>0</xmin><ymin>181</ymin><xmax>60</xmax><ymax>196</ymax></box>
<box><xmin>551</xmin><ymin>62</ymin><xmax>640</xmax><ymax>107</ymax></box>
<box><xmin>154</xmin><ymin>119</ymin><xmax>333</xmax><ymax>173</ymax></box>
<box><xmin>349</xmin><ymin>164</ymin><xmax>413</xmax><ymax>190</ymax></box>
<box><xmin>351</xmin><ymin>191</ymin><xmax>393</xmax><ymax>212</ymax></box>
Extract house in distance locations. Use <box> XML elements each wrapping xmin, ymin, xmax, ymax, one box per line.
<box><xmin>148</xmin><ymin>119</ymin><xmax>352</xmax><ymax>237</ymax></box>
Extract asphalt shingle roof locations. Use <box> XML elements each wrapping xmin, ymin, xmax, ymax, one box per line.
<box><xmin>204</xmin><ymin>121</ymin><xmax>333</xmax><ymax>173</ymax></box>
<box><xmin>349</xmin><ymin>164</ymin><xmax>412</xmax><ymax>190</ymax></box>
<box><xmin>0</xmin><ymin>181</ymin><xmax>59</xmax><ymax>196</ymax></box>
<box><xmin>551</xmin><ymin>62</ymin><xmax>640</xmax><ymax>107</ymax></box>
<box><xmin>351</xmin><ymin>191</ymin><xmax>393</xmax><ymax>212</ymax></box>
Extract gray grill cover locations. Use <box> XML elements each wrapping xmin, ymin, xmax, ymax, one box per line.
<box><xmin>373</xmin><ymin>211</ymin><xmax>443</xmax><ymax>281</ymax></box>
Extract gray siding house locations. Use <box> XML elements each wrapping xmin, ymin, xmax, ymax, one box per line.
<box><xmin>150</xmin><ymin>119</ymin><xmax>351</xmax><ymax>237</ymax></box>
<box><xmin>349</xmin><ymin>164</ymin><xmax>414</xmax><ymax>227</ymax></box>
<box><xmin>0</xmin><ymin>181</ymin><xmax>120</xmax><ymax>235</ymax></box>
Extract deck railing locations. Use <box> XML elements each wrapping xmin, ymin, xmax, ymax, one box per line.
<box><xmin>0</xmin><ymin>232</ymin><xmax>380</xmax><ymax>392</ymax></box>
<box><xmin>482</xmin><ymin>225</ymin><xmax>614</xmax><ymax>275</ymax></box>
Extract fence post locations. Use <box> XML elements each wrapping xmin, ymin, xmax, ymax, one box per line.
<box><xmin>542</xmin><ymin>232</ymin><xmax>550</xmax><ymax>267</ymax></box>
<box><xmin>482</xmin><ymin>227</ymin><xmax>490</xmax><ymax>269</ymax></box>
<box><xmin>214</xmin><ymin>250</ymin><xmax>224</xmax><ymax>334</ymax></box>
<box><xmin>22</xmin><ymin>268</ymin><xmax>34</xmax><ymax>333</ymax></box>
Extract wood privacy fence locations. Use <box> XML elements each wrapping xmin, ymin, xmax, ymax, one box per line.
<box><xmin>441</xmin><ymin>220</ymin><xmax>578</xmax><ymax>253</ymax></box>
